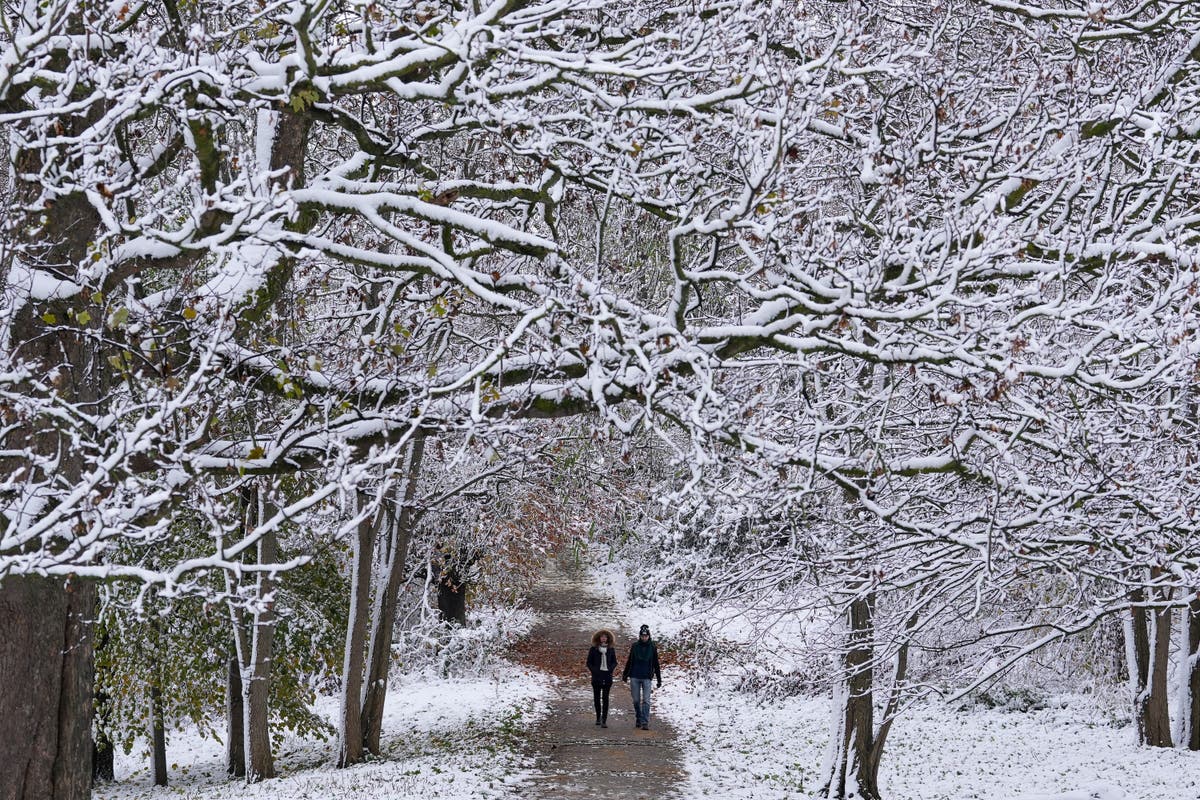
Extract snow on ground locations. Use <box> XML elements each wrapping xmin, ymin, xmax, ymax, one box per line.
<box><xmin>658</xmin><ymin>682</ymin><xmax>1200</xmax><ymax>800</ymax></box>
<box><xmin>95</xmin><ymin>613</ymin><xmax>551</xmax><ymax>800</ymax></box>
<box><xmin>594</xmin><ymin>561</ymin><xmax>1200</xmax><ymax>800</ymax></box>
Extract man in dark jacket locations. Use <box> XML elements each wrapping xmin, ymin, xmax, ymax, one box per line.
<box><xmin>621</xmin><ymin>624</ymin><xmax>661</xmax><ymax>730</ymax></box>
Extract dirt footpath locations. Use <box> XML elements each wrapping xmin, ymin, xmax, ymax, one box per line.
<box><xmin>513</xmin><ymin>557</ymin><xmax>684</xmax><ymax>799</ymax></box>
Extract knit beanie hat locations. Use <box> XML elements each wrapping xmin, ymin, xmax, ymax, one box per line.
<box><xmin>639</xmin><ymin>624</ymin><xmax>650</xmax><ymax>636</ymax></box>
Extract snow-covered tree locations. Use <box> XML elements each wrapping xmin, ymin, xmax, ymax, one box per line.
<box><xmin>7</xmin><ymin>0</ymin><xmax>1200</xmax><ymax>797</ymax></box>
<box><xmin>0</xmin><ymin>0</ymin><xmax>761</xmax><ymax>793</ymax></box>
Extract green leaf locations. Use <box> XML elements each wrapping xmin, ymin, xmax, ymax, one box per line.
<box><xmin>76</xmin><ymin>310</ymin><xmax>92</xmax><ymax>325</ymax></box>
<box><xmin>288</xmin><ymin>87</ymin><xmax>319</xmax><ymax>113</ymax></box>
<box><xmin>41</xmin><ymin>312</ymin><xmax>57</xmax><ymax>324</ymax></box>
<box><xmin>247</xmin><ymin>445</ymin><xmax>266</xmax><ymax>459</ymax></box>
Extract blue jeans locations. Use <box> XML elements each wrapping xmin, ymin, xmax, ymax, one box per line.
<box><xmin>629</xmin><ymin>678</ymin><xmax>653</xmax><ymax>725</ymax></box>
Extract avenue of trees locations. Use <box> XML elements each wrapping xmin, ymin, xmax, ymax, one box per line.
<box><xmin>3</xmin><ymin>1</ymin><xmax>1200</xmax><ymax>799</ymax></box>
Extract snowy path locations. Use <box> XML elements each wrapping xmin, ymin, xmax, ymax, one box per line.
<box><xmin>514</xmin><ymin>557</ymin><xmax>684</xmax><ymax>799</ymax></box>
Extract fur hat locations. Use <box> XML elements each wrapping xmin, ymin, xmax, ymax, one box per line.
<box><xmin>592</xmin><ymin>629</ymin><xmax>615</xmax><ymax>646</ymax></box>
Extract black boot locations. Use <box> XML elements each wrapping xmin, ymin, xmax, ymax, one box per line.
<box><xmin>595</xmin><ymin>713</ymin><xmax>601</xmax><ymax>726</ymax></box>
<box><xmin>601</xmin><ymin>715</ymin><xmax>608</xmax><ymax>728</ymax></box>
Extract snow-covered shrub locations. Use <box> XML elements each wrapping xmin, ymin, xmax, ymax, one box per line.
<box><xmin>392</xmin><ymin>603</ymin><xmax>535</xmax><ymax>679</ymax></box>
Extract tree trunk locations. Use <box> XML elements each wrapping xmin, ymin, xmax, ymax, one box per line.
<box><xmin>1127</xmin><ymin>585</ymin><xmax>1173</xmax><ymax>747</ymax></box>
<box><xmin>93</xmin><ymin>635</ymin><xmax>115</xmax><ymax>785</ymax></box>
<box><xmin>865</xmin><ymin>606</ymin><xmax>918</xmax><ymax>790</ymax></box>
<box><xmin>1146</xmin><ymin>599</ymin><xmax>1173</xmax><ymax>747</ymax></box>
<box><xmin>338</xmin><ymin>493</ymin><xmax>376</xmax><ymax>768</ymax></box>
<box><xmin>227</xmin><ymin>488</ymin><xmax>279</xmax><ymax>783</ymax></box>
<box><xmin>226</xmin><ymin>655</ymin><xmax>245</xmax><ymax>777</ymax></box>
<box><xmin>92</xmin><ymin>715</ymin><xmax>115</xmax><ymax>785</ymax></box>
<box><xmin>0</xmin><ymin>51</ymin><xmax>104</xmax><ymax>798</ymax></box>
<box><xmin>243</xmin><ymin>523</ymin><xmax>279</xmax><ymax>782</ymax></box>
<box><xmin>1181</xmin><ymin>595</ymin><xmax>1200</xmax><ymax>751</ymax></box>
<box><xmin>0</xmin><ymin>575</ymin><xmax>96</xmax><ymax>800</ymax></box>
<box><xmin>361</xmin><ymin>437</ymin><xmax>424</xmax><ymax>755</ymax></box>
<box><xmin>823</xmin><ymin>591</ymin><xmax>883</xmax><ymax>800</ymax></box>
<box><xmin>437</xmin><ymin>561</ymin><xmax>468</xmax><ymax>626</ymax></box>
<box><xmin>1126</xmin><ymin>587</ymin><xmax>1151</xmax><ymax>742</ymax></box>
<box><xmin>150</xmin><ymin>684</ymin><xmax>167</xmax><ymax>786</ymax></box>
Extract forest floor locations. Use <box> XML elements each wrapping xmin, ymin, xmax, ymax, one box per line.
<box><xmin>512</xmin><ymin>555</ymin><xmax>683</xmax><ymax>799</ymax></box>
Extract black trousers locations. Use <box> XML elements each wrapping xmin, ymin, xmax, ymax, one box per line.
<box><xmin>592</xmin><ymin>677</ymin><xmax>613</xmax><ymax>718</ymax></box>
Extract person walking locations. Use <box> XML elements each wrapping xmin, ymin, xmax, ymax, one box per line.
<box><xmin>621</xmin><ymin>624</ymin><xmax>661</xmax><ymax>730</ymax></box>
<box><xmin>586</xmin><ymin>629</ymin><xmax>619</xmax><ymax>728</ymax></box>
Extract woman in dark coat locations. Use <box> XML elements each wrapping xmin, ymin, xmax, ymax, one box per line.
<box><xmin>586</xmin><ymin>629</ymin><xmax>619</xmax><ymax>727</ymax></box>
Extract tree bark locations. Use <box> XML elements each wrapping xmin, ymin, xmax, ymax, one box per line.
<box><xmin>93</xmin><ymin>634</ymin><xmax>115</xmax><ymax>785</ymax></box>
<box><xmin>226</xmin><ymin>655</ymin><xmax>245</xmax><ymax>777</ymax></box>
<box><xmin>149</xmin><ymin>684</ymin><xmax>167</xmax><ymax>786</ymax></box>
<box><xmin>337</xmin><ymin>493</ymin><xmax>376</xmax><ymax>768</ymax></box>
<box><xmin>0</xmin><ymin>575</ymin><xmax>96</xmax><ymax>800</ymax></box>
<box><xmin>1127</xmin><ymin>585</ymin><xmax>1173</xmax><ymax>747</ymax></box>
<box><xmin>864</xmin><ymin>607</ymin><xmax>918</xmax><ymax>790</ymax></box>
<box><xmin>1182</xmin><ymin>595</ymin><xmax>1200</xmax><ymax>751</ymax></box>
<box><xmin>227</xmin><ymin>488</ymin><xmax>279</xmax><ymax>783</ymax></box>
<box><xmin>1145</xmin><ymin>599</ymin><xmax>1173</xmax><ymax>747</ymax></box>
<box><xmin>0</xmin><ymin>41</ymin><xmax>105</xmax><ymax>797</ymax></box>
<box><xmin>823</xmin><ymin>590</ymin><xmax>883</xmax><ymax>800</ymax></box>
<box><xmin>361</xmin><ymin>437</ymin><xmax>424</xmax><ymax>755</ymax></box>
<box><xmin>1127</xmin><ymin>587</ymin><xmax>1151</xmax><ymax>742</ymax></box>
<box><xmin>243</xmin><ymin>522</ymin><xmax>279</xmax><ymax>782</ymax></box>
<box><xmin>436</xmin><ymin>554</ymin><xmax>469</xmax><ymax>627</ymax></box>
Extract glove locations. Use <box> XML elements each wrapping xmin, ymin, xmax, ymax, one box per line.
<box><xmin>621</xmin><ymin>676</ymin><xmax>628</xmax><ymax>682</ymax></box>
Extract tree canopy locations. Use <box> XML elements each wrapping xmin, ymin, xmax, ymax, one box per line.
<box><xmin>4</xmin><ymin>0</ymin><xmax>1200</xmax><ymax>797</ymax></box>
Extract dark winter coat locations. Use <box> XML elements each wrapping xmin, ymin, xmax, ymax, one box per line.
<box><xmin>621</xmin><ymin>639</ymin><xmax>661</xmax><ymax>683</ymax></box>
<box><xmin>587</xmin><ymin>629</ymin><xmax>619</xmax><ymax>685</ymax></box>
<box><xmin>587</xmin><ymin>645</ymin><xmax>619</xmax><ymax>685</ymax></box>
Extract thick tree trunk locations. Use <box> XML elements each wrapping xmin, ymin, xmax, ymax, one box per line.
<box><xmin>0</xmin><ymin>575</ymin><xmax>96</xmax><ymax>800</ymax></box>
<box><xmin>1127</xmin><ymin>585</ymin><xmax>1174</xmax><ymax>747</ymax></box>
<box><xmin>338</xmin><ymin>494</ymin><xmax>376</xmax><ymax>768</ymax></box>
<box><xmin>820</xmin><ymin>587</ymin><xmax>919</xmax><ymax>800</ymax></box>
<box><xmin>150</xmin><ymin>685</ymin><xmax>167</xmax><ymax>786</ymax></box>
<box><xmin>226</xmin><ymin>656</ymin><xmax>245</xmax><ymax>777</ymax></box>
<box><xmin>1127</xmin><ymin>587</ymin><xmax>1151</xmax><ymax>740</ymax></box>
<box><xmin>361</xmin><ymin>438</ymin><xmax>423</xmax><ymax>755</ymax></box>
<box><xmin>1</xmin><ymin>63</ymin><xmax>104</xmax><ymax>800</ymax></box>
<box><xmin>1146</xmin><ymin>600</ymin><xmax>1173</xmax><ymax>747</ymax></box>
<box><xmin>823</xmin><ymin>591</ymin><xmax>883</xmax><ymax>800</ymax></box>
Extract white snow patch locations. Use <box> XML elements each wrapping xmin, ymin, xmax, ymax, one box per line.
<box><xmin>94</xmin><ymin>664</ymin><xmax>552</xmax><ymax>800</ymax></box>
